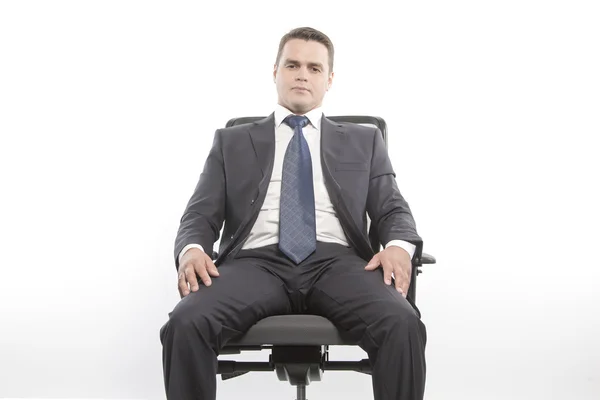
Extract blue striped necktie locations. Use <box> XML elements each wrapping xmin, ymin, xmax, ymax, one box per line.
<box><xmin>279</xmin><ymin>115</ymin><xmax>316</xmax><ymax>264</ymax></box>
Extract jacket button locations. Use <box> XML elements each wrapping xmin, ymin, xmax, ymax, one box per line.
<box><xmin>250</xmin><ymin>199</ymin><xmax>255</xmax><ymax>204</ymax></box>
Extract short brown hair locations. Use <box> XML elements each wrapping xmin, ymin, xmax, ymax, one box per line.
<box><xmin>275</xmin><ymin>27</ymin><xmax>334</xmax><ymax>73</ymax></box>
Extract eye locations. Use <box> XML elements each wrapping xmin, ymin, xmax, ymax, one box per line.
<box><xmin>286</xmin><ymin>64</ymin><xmax>296</xmax><ymax>69</ymax></box>
<box><xmin>312</xmin><ymin>67</ymin><xmax>321</xmax><ymax>73</ymax></box>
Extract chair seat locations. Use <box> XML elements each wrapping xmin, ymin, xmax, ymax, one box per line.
<box><xmin>224</xmin><ymin>315</ymin><xmax>359</xmax><ymax>347</ymax></box>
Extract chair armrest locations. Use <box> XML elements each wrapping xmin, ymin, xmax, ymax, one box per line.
<box><xmin>420</xmin><ymin>252</ymin><xmax>436</xmax><ymax>265</ymax></box>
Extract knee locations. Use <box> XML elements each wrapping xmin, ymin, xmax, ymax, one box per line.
<box><xmin>160</xmin><ymin>300</ymin><xmax>214</xmax><ymax>343</ymax></box>
<box><xmin>375</xmin><ymin>305</ymin><xmax>426</xmax><ymax>342</ymax></box>
<box><xmin>394</xmin><ymin>308</ymin><xmax>425</xmax><ymax>334</ymax></box>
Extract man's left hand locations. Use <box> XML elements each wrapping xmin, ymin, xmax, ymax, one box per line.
<box><xmin>365</xmin><ymin>246</ymin><xmax>412</xmax><ymax>297</ymax></box>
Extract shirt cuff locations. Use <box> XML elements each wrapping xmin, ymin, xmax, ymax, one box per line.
<box><xmin>384</xmin><ymin>240</ymin><xmax>416</xmax><ymax>260</ymax></box>
<box><xmin>178</xmin><ymin>244</ymin><xmax>205</xmax><ymax>264</ymax></box>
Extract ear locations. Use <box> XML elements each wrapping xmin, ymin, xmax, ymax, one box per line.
<box><xmin>273</xmin><ymin>64</ymin><xmax>278</xmax><ymax>83</ymax></box>
<box><xmin>327</xmin><ymin>71</ymin><xmax>334</xmax><ymax>91</ymax></box>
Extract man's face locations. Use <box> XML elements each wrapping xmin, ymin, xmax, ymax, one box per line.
<box><xmin>274</xmin><ymin>39</ymin><xmax>333</xmax><ymax>115</ymax></box>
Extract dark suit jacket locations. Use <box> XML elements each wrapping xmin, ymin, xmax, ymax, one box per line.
<box><xmin>174</xmin><ymin>113</ymin><xmax>422</xmax><ymax>269</ymax></box>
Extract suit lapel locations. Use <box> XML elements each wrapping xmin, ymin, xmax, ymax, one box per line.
<box><xmin>247</xmin><ymin>113</ymin><xmax>276</xmax><ymax>179</ymax></box>
<box><xmin>321</xmin><ymin>116</ymin><xmax>374</xmax><ymax>258</ymax></box>
<box><xmin>219</xmin><ymin>115</ymin><xmax>275</xmax><ymax>263</ymax></box>
<box><xmin>320</xmin><ymin>116</ymin><xmax>346</xmax><ymax>201</ymax></box>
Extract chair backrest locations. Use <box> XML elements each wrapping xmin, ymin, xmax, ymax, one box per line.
<box><xmin>225</xmin><ymin>115</ymin><xmax>388</xmax><ymax>147</ymax></box>
<box><xmin>225</xmin><ymin>115</ymin><xmax>389</xmax><ymax>254</ymax></box>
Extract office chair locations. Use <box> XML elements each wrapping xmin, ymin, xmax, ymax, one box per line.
<box><xmin>215</xmin><ymin>115</ymin><xmax>436</xmax><ymax>400</ymax></box>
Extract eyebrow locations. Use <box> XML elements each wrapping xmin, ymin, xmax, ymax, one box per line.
<box><xmin>283</xmin><ymin>59</ymin><xmax>324</xmax><ymax>69</ymax></box>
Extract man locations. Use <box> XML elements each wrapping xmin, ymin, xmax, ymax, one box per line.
<box><xmin>160</xmin><ymin>27</ymin><xmax>426</xmax><ymax>400</ymax></box>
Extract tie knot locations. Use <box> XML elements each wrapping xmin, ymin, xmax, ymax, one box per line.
<box><xmin>284</xmin><ymin>115</ymin><xmax>309</xmax><ymax>130</ymax></box>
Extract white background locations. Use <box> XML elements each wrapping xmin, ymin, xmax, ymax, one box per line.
<box><xmin>1</xmin><ymin>1</ymin><xmax>599</xmax><ymax>399</ymax></box>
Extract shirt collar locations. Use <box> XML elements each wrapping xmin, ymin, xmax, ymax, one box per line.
<box><xmin>274</xmin><ymin>104</ymin><xmax>323</xmax><ymax>131</ymax></box>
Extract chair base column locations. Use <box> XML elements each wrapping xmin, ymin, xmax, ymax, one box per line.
<box><xmin>296</xmin><ymin>384</ymin><xmax>306</xmax><ymax>400</ymax></box>
<box><xmin>273</xmin><ymin>346</ymin><xmax>323</xmax><ymax>385</ymax></box>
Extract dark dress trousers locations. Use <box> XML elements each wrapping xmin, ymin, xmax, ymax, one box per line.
<box><xmin>160</xmin><ymin>114</ymin><xmax>427</xmax><ymax>400</ymax></box>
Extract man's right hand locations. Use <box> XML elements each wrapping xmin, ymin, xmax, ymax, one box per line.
<box><xmin>177</xmin><ymin>248</ymin><xmax>220</xmax><ymax>298</ymax></box>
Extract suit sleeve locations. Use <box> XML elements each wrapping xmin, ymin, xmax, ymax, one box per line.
<box><xmin>173</xmin><ymin>129</ymin><xmax>226</xmax><ymax>269</ymax></box>
<box><xmin>366</xmin><ymin>128</ymin><xmax>423</xmax><ymax>260</ymax></box>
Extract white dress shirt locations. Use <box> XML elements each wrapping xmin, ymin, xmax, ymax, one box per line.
<box><xmin>179</xmin><ymin>105</ymin><xmax>415</xmax><ymax>262</ymax></box>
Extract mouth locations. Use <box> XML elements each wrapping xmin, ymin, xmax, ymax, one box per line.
<box><xmin>292</xmin><ymin>87</ymin><xmax>310</xmax><ymax>92</ymax></box>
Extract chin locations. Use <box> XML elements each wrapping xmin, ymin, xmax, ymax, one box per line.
<box><xmin>288</xmin><ymin>102</ymin><xmax>312</xmax><ymax>114</ymax></box>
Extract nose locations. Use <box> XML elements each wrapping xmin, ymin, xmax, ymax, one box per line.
<box><xmin>295</xmin><ymin>67</ymin><xmax>308</xmax><ymax>81</ymax></box>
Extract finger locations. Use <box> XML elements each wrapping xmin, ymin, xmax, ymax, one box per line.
<box><xmin>404</xmin><ymin>269</ymin><xmax>412</xmax><ymax>287</ymax></box>
<box><xmin>394</xmin><ymin>264</ymin><xmax>404</xmax><ymax>293</ymax></box>
<box><xmin>364</xmin><ymin>255</ymin><xmax>380</xmax><ymax>270</ymax></box>
<box><xmin>396</xmin><ymin>269</ymin><xmax>410</xmax><ymax>297</ymax></box>
<box><xmin>194</xmin><ymin>263</ymin><xmax>212</xmax><ymax>288</ymax></box>
<box><xmin>382</xmin><ymin>261</ymin><xmax>393</xmax><ymax>285</ymax></box>
<box><xmin>185</xmin><ymin>266</ymin><xmax>200</xmax><ymax>292</ymax></box>
<box><xmin>178</xmin><ymin>270</ymin><xmax>189</xmax><ymax>297</ymax></box>
<box><xmin>205</xmin><ymin>258</ymin><xmax>220</xmax><ymax>277</ymax></box>
<box><xmin>402</xmin><ymin>280</ymin><xmax>409</xmax><ymax>298</ymax></box>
